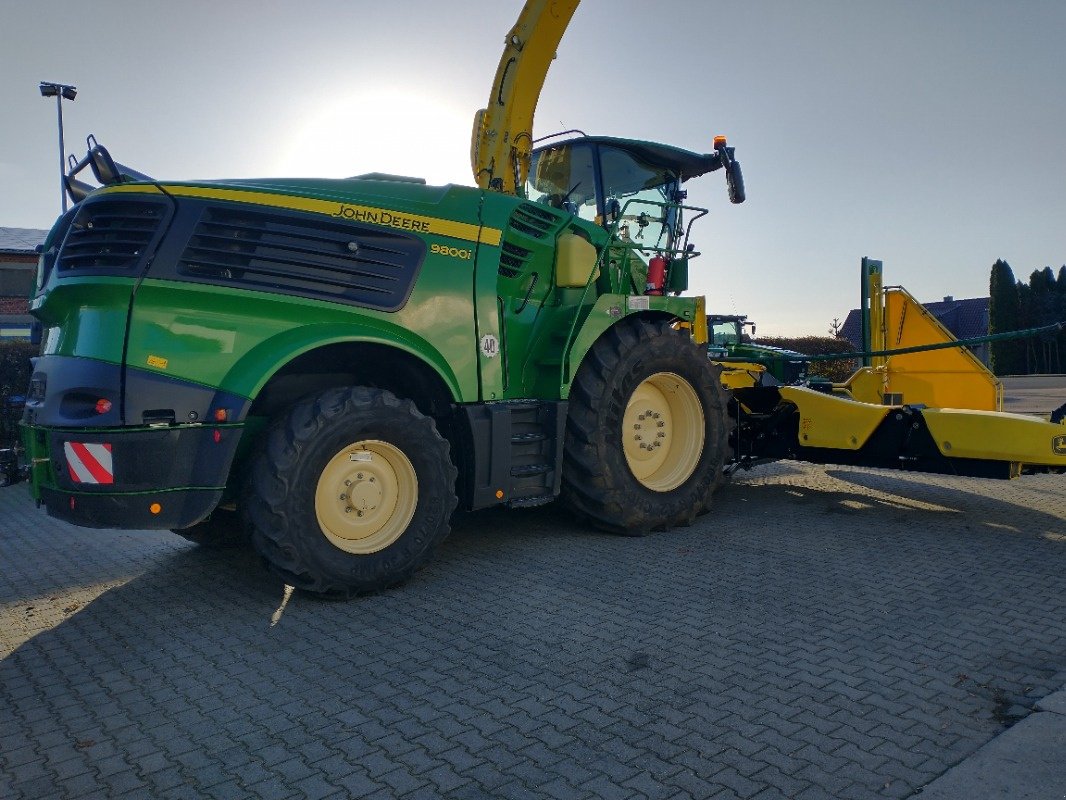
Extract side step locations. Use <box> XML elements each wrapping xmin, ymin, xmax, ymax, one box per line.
<box><xmin>457</xmin><ymin>400</ymin><xmax>568</xmax><ymax>511</ymax></box>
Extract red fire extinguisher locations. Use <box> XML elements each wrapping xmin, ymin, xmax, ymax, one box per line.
<box><xmin>645</xmin><ymin>255</ymin><xmax>668</xmax><ymax>295</ymax></box>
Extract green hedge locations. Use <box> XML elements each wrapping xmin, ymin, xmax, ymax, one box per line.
<box><xmin>0</xmin><ymin>341</ymin><xmax>37</xmax><ymax>398</ymax></box>
<box><xmin>0</xmin><ymin>340</ymin><xmax>37</xmax><ymax>446</ymax></box>
<box><xmin>756</xmin><ymin>336</ymin><xmax>860</xmax><ymax>383</ymax></box>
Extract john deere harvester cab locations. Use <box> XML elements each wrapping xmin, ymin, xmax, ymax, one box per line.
<box><xmin>527</xmin><ymin>135</ymin><xmax>742</xmax><ymax>276</ymax></box>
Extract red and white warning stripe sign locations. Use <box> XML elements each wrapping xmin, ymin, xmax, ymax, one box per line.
<box><xmin>63</xmin><ymin>442</ymin><xmax>114</xmax><ymax>485</ymax></box>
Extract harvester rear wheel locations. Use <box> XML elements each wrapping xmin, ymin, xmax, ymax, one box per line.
<box><xmin>562</xmin><ymin>318</ymin><xmax>728</xmax><ymax>533</ymax></box>
<box><xmin>245</xmin><ymin>386</ymin><xmax>457</xmax><ymax>598</ymax></box>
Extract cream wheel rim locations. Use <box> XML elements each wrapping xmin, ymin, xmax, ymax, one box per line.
<box><xmin>622</xmin><ymin>372</ymin><xmax>705</xmax><ymax>492</ymax></box>
<box><xmin>314</xmin><ymin>439</ymin><xmax>418</xmax><ymax>554</ymax></box>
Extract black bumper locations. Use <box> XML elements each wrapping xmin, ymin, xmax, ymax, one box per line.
<box><xmin>40</xmin><ymin>487</ymin><xmax>224</xmax><ymax>529</ymax></box>
<box><xmin>29</xmin><ymin>423</ymin><xmax>242</xmax><ymax>530</ymax></box>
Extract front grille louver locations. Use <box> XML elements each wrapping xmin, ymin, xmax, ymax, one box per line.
<box><xmin>508</xmin><ymin>203</ymin><xmax>557</xmax><ymax>239</ymax></box>
<box><xmin>58</xmin><ymin>200</ymin><xmax>167</xmax><ymax>273</ymax></box>
<box><xmin>497</xmin><ymin>203</ymin><xmax>566</xmax><ymax>278</ymax></box>
<box><xmin>178</xmin><ymin>207</ymin><xmax>425</xmax><ymax>311</ymax></box>
<box><xmin>498</xmin><ymin>242</ymin><xmax>533</xmax><ymax>278</ymax></box>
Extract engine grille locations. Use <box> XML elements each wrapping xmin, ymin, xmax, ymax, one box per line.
<box><xmin>496</xmin><ymin>203</ymin><xmax>568</xmax><ymax>279</ymax></box>
<box><xmin>178</xmin><ymin>206</ymin><xmax>425</xmax><ymax>311</ymax></box>
<box><xmin>498</xmin><ymin>242</ymin><xmax>533</xmax><ymax>278</ymax></box>
<box><xmin>507</xmin><ymin>203</ymin><xmax>557</xmax><ymax>239</ymax></box>
<box><xmin>58</xmin><ymin>199</ymin><xmax>168</xmax><ymax>274</ymax></box>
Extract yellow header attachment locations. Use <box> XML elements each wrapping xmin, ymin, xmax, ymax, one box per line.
<box><xmin>844</xmin><ymin>283</ymin><xmax>1003</xmax><ymax>413</ymax></box>
<box><xmin>471</xmin><ymin>0</ymin><xmax>580</xmax><ymax>194</ymax></box>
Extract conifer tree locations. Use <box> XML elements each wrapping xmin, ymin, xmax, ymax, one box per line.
<box><xmin>1028</xmin><ymin>268</ymin><xmax>1059</xmax><ymax>372</ymax></box>
<box><xmin>989</xmin><ymin>259</ymin><xmax>1023</xmax><ymax>375</ymax></box>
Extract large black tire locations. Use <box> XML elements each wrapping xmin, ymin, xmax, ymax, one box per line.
<box><xmin>245</xmin><ymin>386</ymin><xmax>457</xmax><ymax>598</ymax></box>
<box><xmin>562</xmin><ymin>318</ymin><xmax>729</xmax><ymax>533</ymax></box>
<box><xmin>172</xmin><ymin>508</ymin><xmax>247</xmax><ymax>549</ymax></box>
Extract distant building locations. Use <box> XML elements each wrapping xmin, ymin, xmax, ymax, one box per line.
<box><xmin>0</xmin><ymin>227</ymin><xmax>48</xmax><ymax>339</ymax></box>
<box><xmin>838</xmin><ymin>295</ymin><xmax>991</xmax><ymax>366</ymax></box>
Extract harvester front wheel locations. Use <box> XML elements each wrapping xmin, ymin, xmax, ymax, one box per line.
<box><xmin>562</xmin><ymin>318</ymin><xmax>728</xmax><ymax>533</ymax></box>
<box><xmin>246</xmin><ymin>387</ymin><xmax>457</xmax><ymax>598</ymax></box>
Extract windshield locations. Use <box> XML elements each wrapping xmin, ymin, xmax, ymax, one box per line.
<box><xmin>525</xmin><ymin>143</ymin><xmax>599</xmax><ymax>225</ymax></box>
<box><xmin>599</xmin><ymin>145</ymin><xmax>679</xmax><ymax>252</ymax></box>
<box><xmin>527</xmin><ymin>141</ymin><xmax>682</xmax><ymax>243</ymax></box>
<box><xmin>711</xmin><ymin>321</ymin><xmax>741</xmax><ymax>346</ymax></box>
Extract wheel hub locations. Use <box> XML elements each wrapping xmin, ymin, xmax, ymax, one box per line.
<box><xmin>315</xmin><ymin>440</ymin><xmax>418</xmax><ymax>554</ymax></box>
<box><xmin>344</xmin><ymin>473</ymin><xmax>383</xmax><ymax>514</ymax></box>
<box><xmin>622</xmin><ymin>372</ymin><xmax>705</xmax><ymax>492</ymax></box>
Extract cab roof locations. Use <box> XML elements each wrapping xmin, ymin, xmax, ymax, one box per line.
<box><xmin>533</xmin><ymin>135</ymin><xmax>725</xmax><ymax>182</ymax></box>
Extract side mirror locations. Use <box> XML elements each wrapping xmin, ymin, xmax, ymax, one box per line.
<box><xmin>89</xmin><ymin>144</ymin><xmax>122</xmax><ymax>185</ymax></box>
<box><xmin>713</xmin><ymin>137</ymin><xmax>746</xmax><ymax>205</ymax></box>
<box><xmin>88</xmin><ymin>141</ymin><xmax>153</xmax><ymax>185</ymax></box>
<box><xmin>605</xmin><ymin>198</ymin><xmax>621</xmax><ymax>224</ymax></box>
<box><xmin>64</xmin><ymin>175</ymin><xmax>96</xmax><ymax>202</ymax></box>
<box><xmin>726</xmin><ymin>157</ymin><xmax>745</xmax><ymax>205</ymax></box>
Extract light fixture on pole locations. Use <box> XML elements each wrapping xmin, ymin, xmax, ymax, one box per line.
<box><xmin>39</xmin><ymin>81</ymin><xmax>77</xmax><ymax>213</ymax></box>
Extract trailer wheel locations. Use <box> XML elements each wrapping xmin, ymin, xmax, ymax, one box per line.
<box><xmin>245</xmin><ymin>386</ymin><xmax>457</xmax><ymax>597</ymax></box>
<box><xmin>172</xmin><ymin>508</ymin><xmax>246</xmax><ymax>549</ymax></box>
<box><xmin>562</xmin><ymin>318</ymin><xmax>728</xmax><ymax>533</ymax></box>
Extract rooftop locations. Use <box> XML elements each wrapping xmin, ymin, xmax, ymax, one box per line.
<box><xmin>0</xmin><ymin>227</ymin><xmax>48</xmax><ymax>255</ymax></box>
<box><xmin>839</xmin><ymin>295</ymin><xmax>989</xmax><ymax>347</ymax></box>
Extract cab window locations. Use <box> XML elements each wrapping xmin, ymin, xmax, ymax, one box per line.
<box><xmin>526</xmin><ymin>144</ymin><xmax>598</xmax><ymax>225</ymax></box>
<box><xmin>598</xmin><ymin>145</ymin><xmax>679</xmax><ymax>251</ymax></box>
<box><xmin>711</xmin><ymin>321</ymin><xmax>740</xmax><ymax>346</ymax></box>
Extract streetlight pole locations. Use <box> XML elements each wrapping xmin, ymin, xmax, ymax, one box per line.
<box><xmin>38</xmin><ymin>81</ymin><xmax>77</xmax><ymax>214</ymax></box>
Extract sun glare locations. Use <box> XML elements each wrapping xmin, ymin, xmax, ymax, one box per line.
<box><xmin>274</xmin><ymin>88</ymin><xmax>474</xmax><ymax>187</ymax></box>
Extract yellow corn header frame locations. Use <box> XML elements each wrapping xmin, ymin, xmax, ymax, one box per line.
<box><xmin>720</xmin><ymin>258</ymin><xmax>1066</xmax><ymax>479</ymax></box>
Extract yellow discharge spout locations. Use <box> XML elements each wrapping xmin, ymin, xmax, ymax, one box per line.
<box><xmin>471</xmin><ymin>0</ymin><xmax>580</xmax><ymax>194</ymax></box>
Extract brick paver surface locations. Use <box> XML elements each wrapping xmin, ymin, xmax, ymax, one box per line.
<box><xmin>2</xmin><ymin>462</ymin><xmax>1065</xmax><ymax>799</ymax></box>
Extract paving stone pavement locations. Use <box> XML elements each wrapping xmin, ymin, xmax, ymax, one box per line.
<box><xmin>1</xmin><ymin>462</ymin><xmax>1065</xmax><ymax>799</ymax></box>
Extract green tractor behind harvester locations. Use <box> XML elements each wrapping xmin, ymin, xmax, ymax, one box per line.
<box><xmin>707</xmin><ymin>314</ymin><xmax>809</xmax><ymax>385</ymax></box>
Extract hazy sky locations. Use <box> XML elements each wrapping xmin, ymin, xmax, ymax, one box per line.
<box><xmin>2</xmin><ymin>0</ymin><xmax>1064</xmax><ymax>335</ymax></box>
